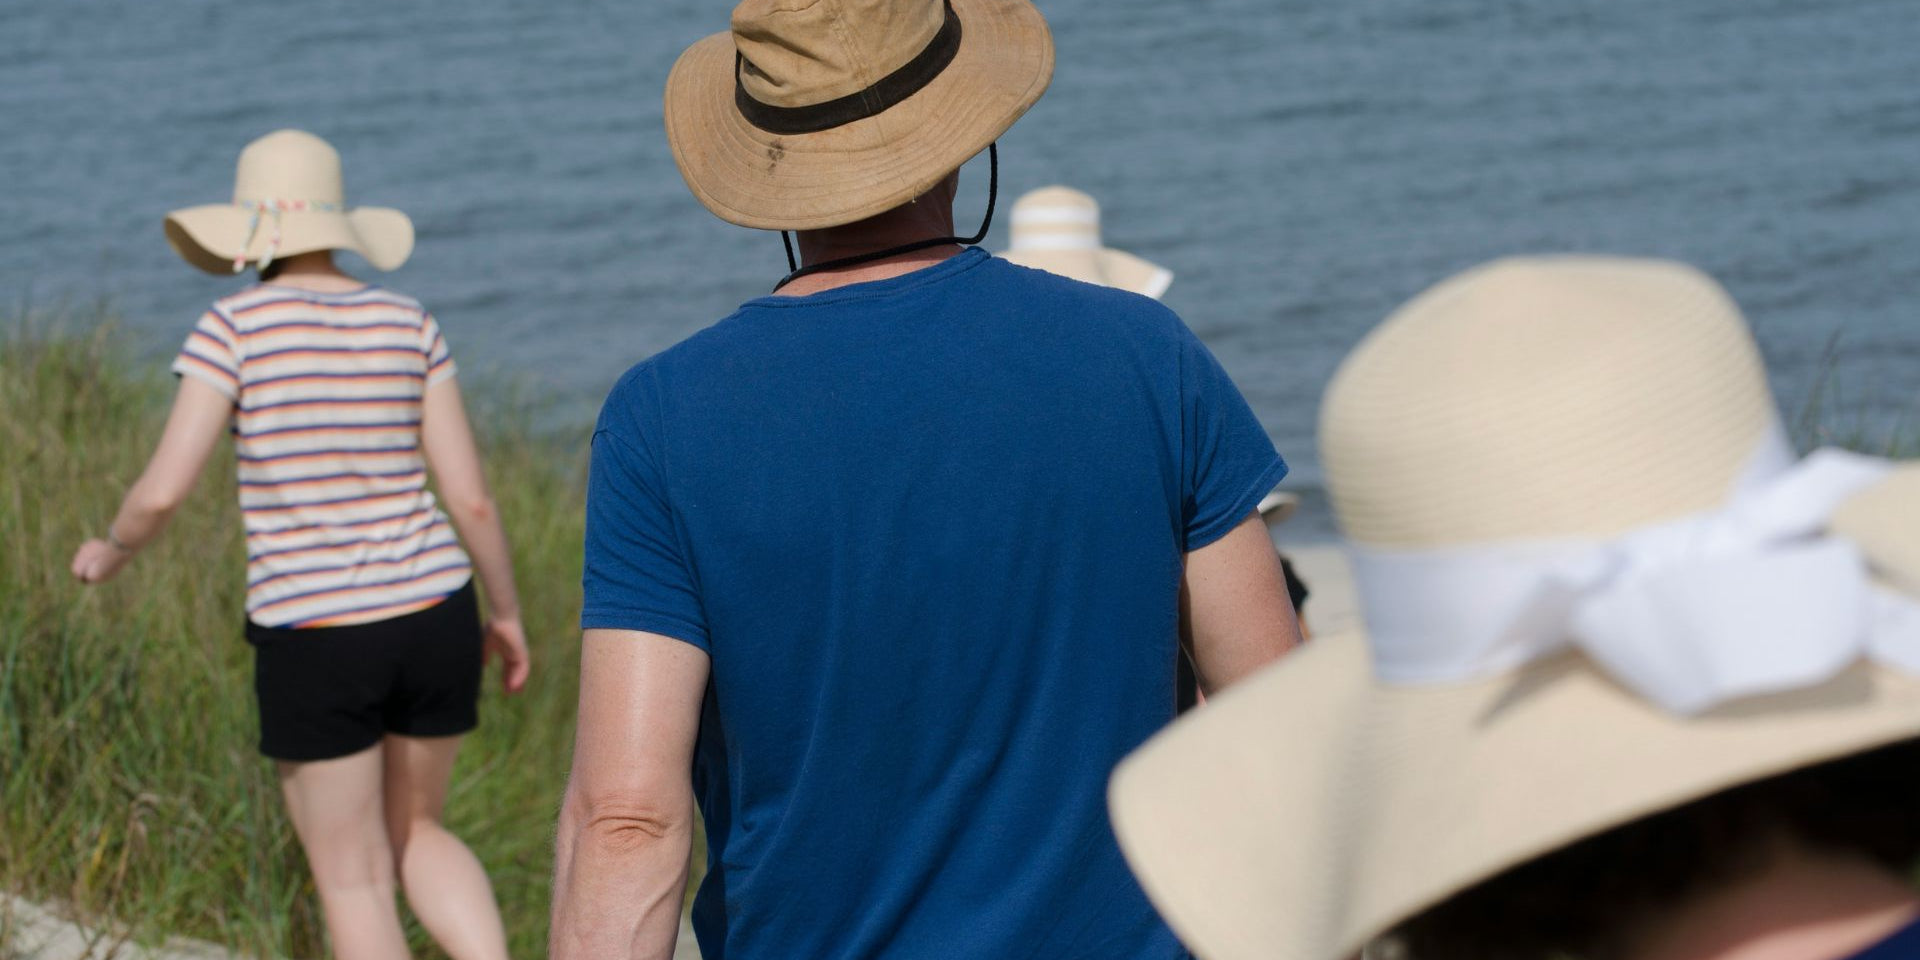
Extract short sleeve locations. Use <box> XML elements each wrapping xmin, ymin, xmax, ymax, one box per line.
<box><xmin>171</xmin><ymin>308</ymin><xmax>242</xmax><ymax>399</ymax></box>
<box><xmin>581</xmin><ymin>388</ymin><xmax>709</xmax><ymax>650</ymax></box>
<box><xmin>422</xmin><ymin>312</ymin><xmax>457</xmax><ymax>386</ymax></box>
<box><xmin>1180</xmin><ymin>325</ymin><xmax>1289</xmax><ymax>551</ymax></box>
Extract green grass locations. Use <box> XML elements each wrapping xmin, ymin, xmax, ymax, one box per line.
<box><xmin>0</xmin><ymin>309</ymin><xmax>600</xmax><ymax>958</ymax></box>
<box><xmin>2</xmin><ymin>311</ymin><xmax>1909</xmax><ymax>958</ymax></box>
<box><xmin>1791</xmin><ymin>330</ymin><xmax>1917</xmax><ymax>458</ymax></box>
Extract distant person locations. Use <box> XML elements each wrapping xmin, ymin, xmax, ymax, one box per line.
<box><xmin>1001</xmin><ymin>184</ymin><xmax>1175</xmax><ymax>299</ymax></box>
<box><xmin>999</xmin><ymin>184</ymin><xmax>1310</xmax><ymax>713</ymax></box>
<box><xmin>548</xmin><ymin>1</ymin><xmax>1302</xmax><ymax>957</ymax></box>
<box><xmin>70</xmin><ymin>129</ymin><xmax>530</xmax><ymax>960</ymax></box>
<box><xmin>1108</xmin><ymin>256</ymin><xmax>1920</xmax><ymax>960</ymax></box>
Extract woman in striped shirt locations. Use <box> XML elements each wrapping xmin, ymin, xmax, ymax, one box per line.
<box><xmin>71</xmin><ymin>130</ymin><xmax>528</xmax><ymax>960</ymax></box>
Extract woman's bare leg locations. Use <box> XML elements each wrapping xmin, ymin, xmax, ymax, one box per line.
<box><xmin>384</xmin><ymin>733</ymin><xmax>511</xmax><ymax>960</ymax></box>
<box><xmin>278</xmin><ymin>745</ymin><xmax>410</xmax><ymax>960</ymax></box>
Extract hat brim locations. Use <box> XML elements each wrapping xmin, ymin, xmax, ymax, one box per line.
<box><xmin>1257</xmin><ymin>489</ymin><xmax>1299</xmax><ymax>527</ymax></box>
<box><xmin>164</xmin><ymin>205</ymin><xmax>414</xmax><ymax>275</ymax></box>
<box><xmin>1111</xmin><ymin>465</ymin><xmax>1920</xmax><ymax>960</ymax></box>
<box><xmin>1833</xmin><ymin>466</ymin><xmax>1920</xmax><ymax>594</ymax></box>
<box><xmin>664</xmin><ymin>0</ymin><xmax>1054</xmax><ymax>231</ymax></box>
<box><xmin>1001</xmin><ymin>247</ymin><xmax>1173</xmax><ymax>299</ymax></box>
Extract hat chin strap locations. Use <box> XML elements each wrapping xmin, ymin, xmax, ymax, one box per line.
<box><xmin>773</xmin><ymin>143</ymin><xmax>998</xmax><ymax>292</ymax></box>
<box><xmin>1348</xmin><ymin>424</ymin><xmax>1920</xmax><ymax>715</ymax></box>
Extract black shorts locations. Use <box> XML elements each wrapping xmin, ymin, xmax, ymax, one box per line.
<box><xmin>247</xmin><ymin>581</ymin><xmax>483</xmax><ymax>762</ymax></box>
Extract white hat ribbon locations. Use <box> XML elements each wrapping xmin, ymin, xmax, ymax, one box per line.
<box><xmin>1351</xmin><ymin>428</ymin><xmax>1920</xmax><ymax>714</ymax></box>
<box><xmin>231</xmin><ymin>199</ymin><xmax>343</xmax><ymax>273</ymax></box>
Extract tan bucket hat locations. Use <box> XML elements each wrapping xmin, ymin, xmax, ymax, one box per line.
<box><xmin>1000</xmin><ymin>186</ymin><xmax>1174</xmax><ymax>299</ymax></box>
<box><xmin>165</xmin><ymin>129</ymin><xmax>413</xmax><ymax>275</ymax></box>
<box><xmin>1109</xmin><ymin>256</ymin><xmax>1920</xmax><ymax>960</ymax></box>
<box><xmin>663</xmin><ymin>0</ymin><xmax>1053</xmax><ymax>231</ymax></box>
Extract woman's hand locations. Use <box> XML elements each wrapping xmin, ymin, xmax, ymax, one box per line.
<box><xmin>484</xmin><ymin>616</ymin><xmax>532</xmax><ymax>695</ymax></box>
<box><xmin>77</xmin><ymin>377</ymin><xmax>234</xmax><ymax>587</ymax></box>
<box><xmin>71</xmin><ymin>538</ymin><xmax>133</xmax><ymax>584</ymax></box>
<box><xmin>422</xmin><ymin>376</ymin><xmax>532</xmax><ymax>697</ymax></box>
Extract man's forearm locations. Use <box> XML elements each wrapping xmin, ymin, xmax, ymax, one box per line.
<box><xmin>551</xmin><ymin>790</ymin><xmax>694</xmax><ymax>960</ymax></box>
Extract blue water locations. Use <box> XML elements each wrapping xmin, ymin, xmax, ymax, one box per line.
<box><xmin>3</xmin><ymin>0</ymin><xmax>1916</xmax><ymax>541</ymax></box>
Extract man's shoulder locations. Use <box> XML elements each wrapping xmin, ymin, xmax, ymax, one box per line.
<box><xmin>983</xmin><ymin>256</ymin><xmax>1190</xmax><ymax>340</ymax></box>
<box><xmin>597</xmin><ymin>353</ymin><xmax>667</xmax><ymax>428</ymax></box>
<box><xmin>593</xmin><ymin>313</ymin><xmax>749</xmax><ymax>438</ymax></box>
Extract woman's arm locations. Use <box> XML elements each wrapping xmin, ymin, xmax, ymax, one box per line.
<box><xmin>71</xmin><ymin>377</ymin><xmax>233</xmax><ymax>583</ymax></box>
<box><xmin>420</xmin><ymin>375</ymin><xmax>531</xmax><ymax>694</ymax></box>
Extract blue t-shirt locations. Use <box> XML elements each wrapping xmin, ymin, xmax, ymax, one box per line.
<box><xmin>1847</xmin><ymin>916</ymin><xmax>1920</xmax><ymax>959</ymax></box>
<box><xmin>582</xmin><ymin>249</ymin><xmax>1287</xmax><ymax>960</ymax></box>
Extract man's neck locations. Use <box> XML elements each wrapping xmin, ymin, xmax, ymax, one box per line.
<box><xmin>778</xmin><ymin>180</ymin><xmax>963</xmax><ymax>297</ymax></box>
<box><xmin>1630</xmin><ymin>849</ymin><xmax>1920</xmax><ymax>960</ymax></box>
<box><xmin>775</xmin><ymin>243</ymin><xmax>965</xmax><ymax>298</ymax></box>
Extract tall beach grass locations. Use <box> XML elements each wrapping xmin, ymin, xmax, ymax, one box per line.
<box><xmin>0</xmin><ymin>308</ymin><xmax>602</xmax><ymax>958</ymax></box>
<box><xmin>1791</xmin><ymin>330</ymin><xmax>1917</xmax><ymax>458</ymax></box>
<box><xmin>2</xmin><ymin>309</ymin><xmax>1911</xmax><ymax>957</ymax></box>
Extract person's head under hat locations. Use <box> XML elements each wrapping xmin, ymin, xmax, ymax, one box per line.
<box><xmin>663</xmin><ymin>0</ymin><xmax>1053</xmax><ymax>295</ymax></box>
<box><xmin>1109</xmin><ymin>256</ymin><xmax>1920</xmax><ymax>960</ymax></box>
<box><xmin>165</xmin><ymin>129</ymin><xmax>413</xmax><ymax>281</ymax></box>
<box><xmin>1000</xmin><ymin>186</ymin><xmax>1173</xmax><ymax>299</ymax></box>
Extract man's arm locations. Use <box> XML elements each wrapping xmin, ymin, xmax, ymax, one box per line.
<box><xmin>1182</xmin><ymin>512</ymin><xmax>1302</xmax><ymax>695</ymax></box>
<box><xmin>551</xmin><ymin>629</ymin><xmax>710</xmax><ymax>960</ymax></box>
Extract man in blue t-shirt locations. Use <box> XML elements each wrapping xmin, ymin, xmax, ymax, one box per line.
<box><xmin>548</xmin><ymin>1</ymin><xmax>1304</xmax><ymax>958</ymax></box>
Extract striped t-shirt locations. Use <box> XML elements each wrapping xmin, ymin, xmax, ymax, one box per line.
<box><xmin>173</xmin><ymin>284</ymin><xmax>474</xmax><ymax>628</ymax></box>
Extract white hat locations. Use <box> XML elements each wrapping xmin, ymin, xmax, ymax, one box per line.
<box><xmin>1000</xmin><ymin>186</ymin><xmax>1172</xmax><ymax>299</ymax></box>
<box><xmin>1257</xmin><ymin>489</ymin><xmax>1299</xmax><ymax>527</ymax></box>
<box><xmin>165</xmin><ymin>129</ymin><xmax>413</xmax><ymax>275</ymax></box>
<box><xmin>1109</xmin><ymin>256</ymin><xmax>1920</xmax><ymax>960</ymax></box>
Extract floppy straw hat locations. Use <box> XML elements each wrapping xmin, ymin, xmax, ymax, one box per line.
<box><xmin>663</xmin><ymin>0</ymin><xmax>1053</xmax><ymax>231</ymax></box>
<box><xmin>1108</xmin><ymin>256</ymin><xmax>1920</xmax><ymax>960</ymax></box>
<box><xmin>165</xmin><ymin>129</ymin><xmax>413</xmax><ymax>275</ymax></box>
<box><xmin>1001</xmin><ymin>186</ymin><xmax>1174</xmax><ymax>299</ymax></box>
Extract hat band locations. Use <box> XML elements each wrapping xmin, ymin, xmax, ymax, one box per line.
<box><xmin>1348</xmin><ymin>425</ymin><xmax>1920</xmax><ymax>714</ymax></box>
<box><xmin>230</xmin><ymin>198</ymin><xmax>344</xmax><ymax>273</ymax></box>
<box><xmin>1008</xmin><ymin>233</ymin><xmax>1101</xmax><ymax>252</ymax></box>
<box><xmin>1010</xmin><ymin>206</ymin><xmax>1101</xmax><ymax>227</ymax></box>
<box><xmin>237</xmin><ymin>199</ymin><xmax>342</xmax><ymax>212</ymax></box>
<box><xmin>734</xmin><ymin>0</ymin><xmax>962</xmax><ymax>136</ymax></box>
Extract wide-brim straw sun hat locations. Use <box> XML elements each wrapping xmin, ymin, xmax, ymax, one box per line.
<box><xmin>1001</xmin><ymin>186</ymin><xmax>1174</xmax><ymax>299</ymax></box>
<box><xmin>1109</xmin><ymin>256</ymin><xmax>1920</xmax><ymax>960</ymax></box>
<box><xmin>165</xmin><ymin>129</ymin><xmax>413</xmax><ymax>275</ymax></box>
<box><xmin>663</xmin><ymin>0</ymin><xmax>1053</xmax><ymax>231</ymax></box>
